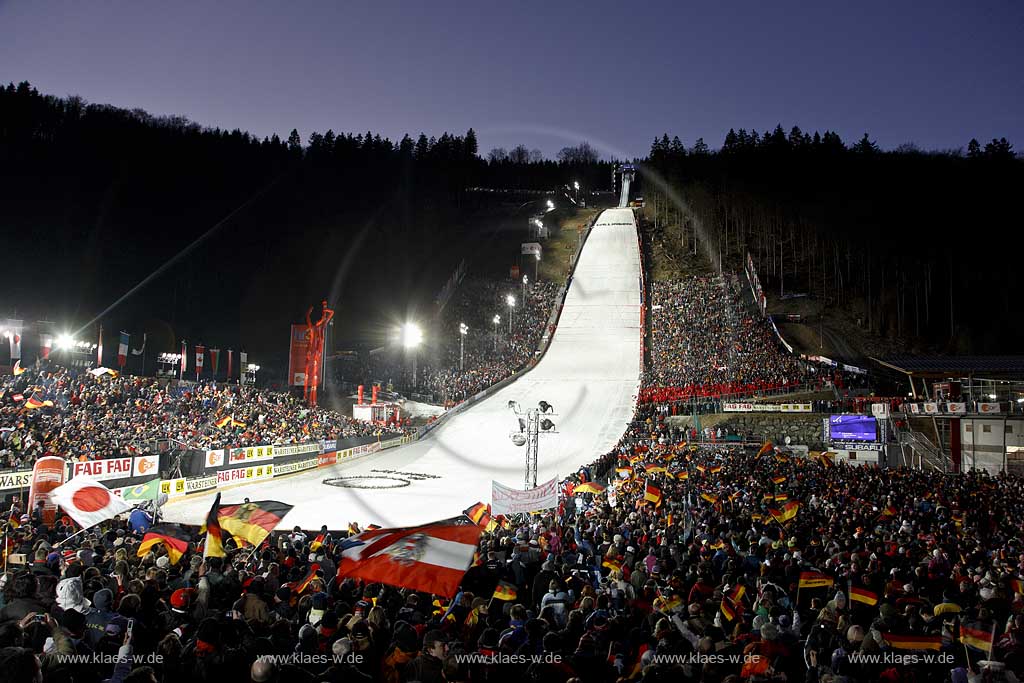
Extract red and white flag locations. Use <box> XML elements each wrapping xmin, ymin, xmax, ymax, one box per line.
<box><xmin>49</xmin><ymin>477</ymin><xmax>133</xmax><ymax>529</ymax></box>
<box><xmin>336</xmin><ymin>516</ymin><xmax>483</xmax><ymax>597</ymax></box>
<box><xmin>40</xmin><ymin>334</ymin><xmax>53</xmax><ymax>360</ymax></box>
<box><xmin>195</xmin><ymin>345</ymin><xmax>205</xmax><ymax>378</ymax></box>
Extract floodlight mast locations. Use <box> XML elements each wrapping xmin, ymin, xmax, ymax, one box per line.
<box><xmin>508</xmin><ymin>401</ymin><xmax>557</xmax><ymax>489</ymax></box>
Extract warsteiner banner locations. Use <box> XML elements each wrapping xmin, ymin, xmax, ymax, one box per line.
<box><xmin>491</xmin><ymin>476</ymin><xmax>558</xmax><ymax>515</ymax></box>
<box><xmin>288</xmin><ymin>324</ymin><xmax>310</xmax><ymax>387</ymax></box>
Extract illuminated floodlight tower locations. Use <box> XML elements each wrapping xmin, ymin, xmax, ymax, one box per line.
<box><xmin>508</xmin><ymin>400</ymin><xmax>558</xmax><ymax>489</ymax></box>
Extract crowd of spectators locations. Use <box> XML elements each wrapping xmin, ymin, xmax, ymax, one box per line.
<box><xmin>3</xmin><ymin>401</ymin><xmax>1023</xmax><ymax>682</ymax></box>
<box><xmin>643</xmin><ymin>275</ymin><xmax>810</xmax><ymax>404</ymax></box>
<box><xmin>354</xmin><ymin>278</ymin><xmax>560</xmax><ymax>405</ymax></box>
<box><xmin>0</xmin><ymin>364</ymin><xmax>406</xmax><ymax>470</ymax></box>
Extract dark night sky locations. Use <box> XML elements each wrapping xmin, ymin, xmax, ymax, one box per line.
<box><xmin>2</xmin><ymin>0</ymin><xmax>1022</xmax><ymax>158</ymax></box>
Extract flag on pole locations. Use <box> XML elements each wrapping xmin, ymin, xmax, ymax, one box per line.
<box><xmin>40</xmin><ymin>334</ymin><xmax>53</xmax><ymax>360</ymax></box>
<box><xmin>131</xmin><ymin>334</ymin><xmax>146</xmax><ymax>355</ymax></box>
<box><xmin>849</xmin><ymin>585</ymin><xmax>879</xmax><ymax>606</ymax></box>
<box><xmin>239</xmin><ymin>351</ymin><xmax>248</xmax><ymax>385</ymax></box>
<box><xmin>122</xmin><ymin>478</ymin><xmax>161</xmax><ymax>501</ymax></box>
<box><xmin>137</xmin><ymin>524</ymin><xmax>191</xmax><ymax>565</ymax></box>
<box><xmin>881</xmin><ymin>633</ymin><xmax>942</xmax><ymax>651</ymax></box>
<box><xmin>210</xmin><ymin>348</ymin><xmax>220</xmax><ymax>376</ymax></box>
<box><xmin>960</xmin><ymin>621</ymin><xmax>995</xmax><ymax>655</ymax></box>
<box><xmin>203</xmin><ymin>492</ymin><xmax>225</xmax><ymax>558</ymax></box>
<box><xmin>215</xmin><ymin>416</ymin><xmax>231</xmax><ymax>429</ymax></box>
<box><xmin>24</xmin><ymin>394</ymin><xmax>54</xmax><ymax>410</ymax></box>
<box><xmin>769</xmin><ymin>501</ymin><xmax>800</xmax><ymax>524</ymax></box>
<box><xmin>118</xmin><ymin>332</ymin><xmax>130</xmax><ymax>368</ymax></box>
<box><xmin>798</xmin><ymin>571</ymin><xmax>835</xmax><ymax>589</ymax></box>
<box><xmin>463</xmin><ymin>502</ymin><xmax>491</xmax><ymax>527</ymax></box>
<box><xmin>336</xmin><ymin>516</ymin><xmax>484</xmax><ymax>597</ymax></box>
<box><xmin>180</xmin><ymin>341</ymin><xmax>187</xmax><ymax>378</ymax></box>
<box><xmin>49</xmin><ymin>477</ymin><xmax>133</xmax><ymax>529</ymax></box>
<box><xmin>227</xmin><ymin>349</ymin><xmax>233</xmax><ymax>379</ymax></box>
<box><xmin>493</xmin><ymin>581</ymin><xmax>518</xmax><ymax>601</ymax></box>
<box><xmin>8</xmin><ymin>331</ymin><xmax>21</xmax><ymax>360</ymax></box>
<box><xmin>97</xmin><ymin>325</ymin><xmax>103</xmax><ymax>366</ymax></box>
<box><xmin>12</xmin><ymin>361</ymin><xmax>25</xmax><ymax>376</ymax></box>
<box><xmin>217</xmin><ymin>500</ymin><xmax>293</xmax><ymax>547</ymax></box>
<box><xmin>644</xmin><ymin>482</ymin><xmax>662</xmax><ymax>505</ymax></box>
<box><xmin>195</xmin><ymin>345</ymin><xmax>205</xmax><ymax>379</ymax></box>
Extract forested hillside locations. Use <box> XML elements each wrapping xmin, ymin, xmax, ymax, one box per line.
<box><xmin>641</xmin><ymin>127</ymin><xmax>1021</xmax><ymax>354</ymax></box>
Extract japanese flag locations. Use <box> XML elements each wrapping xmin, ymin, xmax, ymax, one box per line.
<box><xmin>49</xmin><ymin>478</ymin><xmax>134</xmax><ymax>529</ymax></box>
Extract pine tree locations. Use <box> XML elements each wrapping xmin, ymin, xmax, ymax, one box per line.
<box><xmin>465</xmin><ymin>128</ymin><xmax>478</xmax><ymax>158</ymax></box>
<box><xmin>967</xmin><ymin>138</ymin><xmax>982</xmax><ymax>158</ymax></box>
<box><xmin>414</xmin><ymin>133</ymin><xmax>429</xmax><ymax>159</ymax></box>
<box><xmin>853</xmin><ymin>133</ymin><xmax>879</xmax><ymax>154</ymax></box>
<box><xmin>286</xmin><ymin>129</ymin><xmax>302</xmax><ymax>156</ymax></box>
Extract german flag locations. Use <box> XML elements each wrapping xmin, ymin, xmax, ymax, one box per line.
<box><xmin>1008</xmin><ymin>577</ymin><xmax>1024</xmax><ymax>595</ymax></box>
<box><xmin>769</xmin><ymin>501</ymin><xmax>799</xmax><ymax>524</ymax></box>
<box><xmin>696</xmin><ymin>465</ymin><xmax>707</xmax><ymax>474</ymax></box>
<box><xmin>709</xmin><ymin>465</ymin><xmax>722</xmax><ymax>474</ymax></box>
<box><xmin>849</xmin><ymin>585</ymin><xmax>879</xmax><ymax>606</ymax></box>
<box><xmin>293</xmin><ymin>563</ymin><xmax>322</xmax><ymax>595</ymax></box>
<box><xmin>700</xmin><ymin>493</ymin><xmax>718</xmax><ymax>504</ymax></box>
<box><xmin>218</xmin><ymin>500</ymin><xmax>293</xmax><ymax>547</ymax></box>
<box><xmin>574</xmin><ymin>482</ymin><xmax>605</xmax><ymax>494</ymax></box>
<box><xmin>665</xmin><ymin>512</ymin><xmax>674</xmax><ymax>527</ymax></box>
<box><xmin>951</xmin><ymin>513</ymin><xmax>964</xmax><ymax>529</ymax></box>
<box><xmin>203</xmin><ymin>492</ymin><xmax>225</xmax><ymax>558</ymax></box>
<box><xmin>310</xmin><ymin>533</ymin><xmax>326</xmax><ymax>552</ymax></box>
<box><xmin>756</xmin><ymin>442</ymin><xmax>773</xmax><ymax>457</ymax></box>
<box><xmin>6</xmin><ymin>512</ymin><xmax>19</xmax><ymax>529</ymax></box>
<box><xmin>644</xmin><ymin>482</ymin><xmax>662</xmax><ymax>506</ymax></box>
<box><xmin>464</xmin><ymin>502</ymin><xmax>491</xmax><ymax>527</ymax></box>
<box><xmin>137</xmin><ymin>524</ymin><xmax>191</xmax><ymax>565</ymax></box>
<box><xmin>215</xmin><ymin>416</ymin><xmax>231</xmax><ymax>429</ymax></box>
<box><xmin>644</xmin><ymin>464</ymin><xmax>667</xmax><ymax>474</ymax></box>
<box><xmin>662</xmin><ymin>594</ymin><xmax>683</xmax><ymax>613</ymax></box>
<box><xmin>493</xmin><ymin>581</ymin><xmax>517</xmax><ymax>601</ymax></box>
<box><xmin>674</xmin><ymin>471</ymin><xmax>689</xmax><ymax>481</ymax></box>
<box><xmin>799</xmin><ymin>571</ymin><xmax>834</xmax><ymax>589</ymax></box>
<box><xmin>231</xmin><ymin>418</ymin><xmax>247</xmax><ymax>428</ymax></box>
<box><xmin>720</xmin><ymin>596</ymin><xmax>738</xmax><ymax>622</ymax></box>
<box><xmin>881</xmin><ymin>633</ymin><xmax>942</xmax><ymax>651</ymax></box>
<box><xmin>878</xmin><ymin>505</ymin><xmax>898</xmax><ymax>520</ymax></box>
<box><xmin>773</xmin><ymin>493</ymin><xmax>788</xmax><ymax>502</ymax></box>
<box><xmin>12</xmin><ymin>361</ymin><xmax>25</xmax><ymax>376</ymax></box>
<box><xmin>960</xmin><ymin>622</ymin><xmax>994</xmax><ymax>654</ymax></box>
<box><xmin>729</xmin><ymin>584</ymin><xmax>746</xmax><ymax>604</ymax></box>
<box><xmin>602</xmin><ymin>556</ymin><xmax>622</xmax><ymax>572</ymax></box>
<box><xmin>772</xmin><ymin>476</ymin><xmax>786</xmax><ymax>484</ymax></box>
<box><xmin>709</xmin><ymin>539</ymin><xmax>726</xmax><ymax>551</ymax></box>
<box><xmin>24</xmin><ymin>394</ymin><xmax>53</xmax><ymax>410</ymax></box>
<box><xmin>728</xmin><ymin>491</ymin><xmax>742</xmax><ymax>503</ymax></box>
<box><xmin>615</xmin><ymin>467</ymin><xmax>633</xmax><ymax>478</ymax></box>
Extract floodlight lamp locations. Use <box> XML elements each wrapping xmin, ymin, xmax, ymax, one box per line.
<box><xmin>459</xmin><ymin>323</ymin><xmax>468</xmax><ymax>335</ymax></box>
<box><xmin>518</xmin><ymin>417</ymin><xmax>526</xmax><ymax>433</ymax></box>
<box><xmin>506</xmin><ymin>295</ymin><xmax>515</xmax><ymax>308</ymax></box>
<box><xmin>538</xmin><ymin>401</ymin><xmax>552</xmax><ymax>413</ymax></box>
<box><xmin>540</xmin><ymin>418</ymin><xmax>556</xmax><ymax>432</ymax></box>
<box><xmin>402</xmin><ymin>322</ymin><xmax>423</xmax><ymax>349</ymax></box>
<box><xmin>56</xmin><ymin>334</ymin><xmax>74</xmax><ymax>350</ymax></box>
<box><xmin>493</xmin><ymin>315</ymin><xmax>500</xmax><ymax>324</ymax></box>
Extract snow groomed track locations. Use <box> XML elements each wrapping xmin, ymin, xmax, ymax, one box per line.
<box><xmin>164</xmin><ymin>208</ymin><xmax>642</xmax><ymax>529</ymax></box>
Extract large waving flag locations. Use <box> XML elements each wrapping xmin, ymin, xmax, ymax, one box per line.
<box><xmin>336</xmin><ymin>516</ymin><xmax>484</xmax><ymax>597</ymax></box>
<box><xmin>137</xmin><ymin>524</ymin><xmax>192</xmax><ymax>565</ymax></box>
<box><xmin>217</xmin><ymin>500</ymin><xmax>293</xmax><ymax>547</ymax></box>
<box><xmin>24</xmin><ymin>393</ymin><xmax>54</xmax><ymax>410</ymax></box>
<box><xmin>799</xmin><ymin>571</ymin><xmax>835</xmax><ymax>589</ymax></box>
<box><xmin>122</xmin><ymin>478</ymin><xmax>161</xmax><ymax>501</ymax></box>
<box><xmin>960</xmin><ymin>621</ymin><xmax>995</xmax><ymax>655</ymax></box>
<box><xmin>50</xmin><ymin>478</ymin><xmax>133</xmax><ymax>529</ymax></box>
<box><xmin>463</xmin><ymin>502</ymin><xmax>491</xmax><ymax>528</ymax></box>
<box><xmin>769</xmin><ymin>501</ymin><xmax>800</xmax><ymax>524</ymax></box>
<box><xmin>12</xmin><ymin>360</ymin><xmax>25</xmax><ymax>376</ymax></box>
<box><xmin>131</xmin><ymin>334</ymin><xmax>146</xmax><ymax>355</ymax></box>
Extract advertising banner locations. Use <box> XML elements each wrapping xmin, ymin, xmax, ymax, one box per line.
<box><xmin>228</xmin><ymin>445</ymin><xmax>275</xmax><ymax>463</ymax></box>
<box><xmin>978</xmin><ymin>402</ymin><xmax>1003</xmax><ymax>414</ymax></box>
<box><xmin>723</xmin><ymin>402</ymin><xmax>810</xmax><ymax>413</ymax></box>
<box><xmin>274</xmin><ymin>458</ymin><xmax>318</xmax><ymax>476</ymax></box>
<box><xmin>909</xmin><ymin>403</ymin><xmax>921</xmax><ymax>414</ymax></box>
<box><xmin>216</xmin><ymin>464</ymin><xmax>274</xmax><ymax>487</ymax></box>
<box><xmin>288</xmin><ymin>324</ymin><xmax>310</xmax><ymax>387</ymax></box>
<box><xmin>0</xmin><ymin>469</ymin><xmax>33</xmax><ymax>492</ymax></box>
<box><xmin>491</xmin><ymin>476</ymin><xmax>559</xmax><ymax>515</ymax></box>
<box><xmin>273</xmin><ymin>443</ymin><xmax>316</xmax><ymax>457</ymax></box>
<box><xmin>132</xmin><ymin>455</ymin><xmax>159</xmax><ymax>478</ymax></box>
<box><xmin>205</xmin><ymin>450</ymin><xmax>224</xmax><ymax>469</ymax></box>
<box><xmin>871</xmin><ymin>403</ymin><xmax>890</xmax><ymax>419</ymax></box>
<box><xmin>317</xmin><ymin>452</ymin><xmax>338</xmax><ymax>467</ymax></box>
<box><xmin>946</xmin><ymin>402</ymin><xmax>967</xmax><ymax>415</ymax></box>
<box><xmin>923</xmin><ymin>402</ymin><xmax>939</xmax><ymax>415</ymax></box>
<box><xmin>72</xmin><ymin>458</ymin><xmax>134</xmax><ymax>482</ymax></box>
<box><xmin>521</xmin><ymin>242</ymin><xmax>542</xmax><ymax>256</ymax></box>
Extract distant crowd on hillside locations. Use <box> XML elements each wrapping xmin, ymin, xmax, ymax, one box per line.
<box><xmin>354</xmin><ymin>278</ymin><xmax>560</xmax><ymax>406</ymax></box>
<box><xmin>642</xmin><ymin>275</ymin><xmax>810</xmax><ymax>404</ymax></box>
<box><xmin>0</xmin><ymin>365</ymin><xmax>407</xmax><ymax>470</ymax></box>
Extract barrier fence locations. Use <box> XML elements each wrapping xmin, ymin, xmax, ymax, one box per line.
<box><xmin>0</xmin><ymin>433</ymin><xmax>418</xmax><ymax>506</ymax></box>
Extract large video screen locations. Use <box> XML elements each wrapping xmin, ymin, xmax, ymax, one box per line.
<box><xmin>829</xmin><ymin>415</ymin><xmax>878</xmax><ymax>442</ymax></box>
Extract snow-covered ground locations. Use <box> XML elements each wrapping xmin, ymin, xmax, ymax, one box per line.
<box><xmin>163</xmin><ymin>208</ymin><xmax>641</xmax><ymax>529</ymax></box>
<box><xmin>400</xmin><ymin>399</ymin><xmax>447</xmax><ymax>419</ymax></box>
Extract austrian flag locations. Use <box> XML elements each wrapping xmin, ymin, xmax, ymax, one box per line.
<box><xmin>336</xmin><ymin>516</ymin><xmax>483</xmax><ymax>597</ymax></box>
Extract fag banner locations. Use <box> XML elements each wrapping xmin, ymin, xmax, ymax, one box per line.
<box><xmin>288</xmin><ymin>324</ymin><xmax>310</xmax><ymax>387</ymax></box>
<box><xmin>491</xmin><ymin>477</ymin><xmax>558</xmax><ymax>516</ymax></box>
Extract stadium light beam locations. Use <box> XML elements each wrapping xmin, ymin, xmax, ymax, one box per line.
<box><xmin>56</xmin><ymin>333</ymin><xmax>75</xmax><ymax>351</ymax></box>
